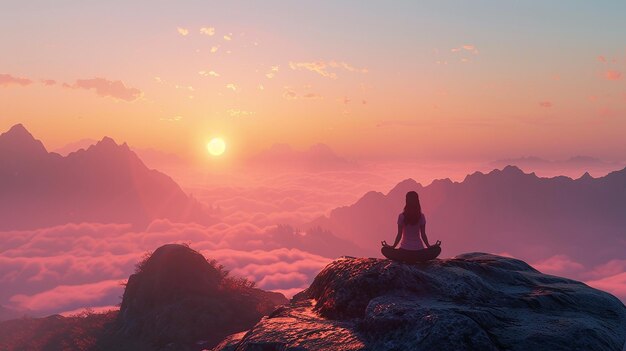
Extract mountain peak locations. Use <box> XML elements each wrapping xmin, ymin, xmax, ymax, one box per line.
<box><xmin>387</xmin><ymin>178</ymin><xmax>421</xmax><ymax>197</ymax></box>
<box><xmin>501</xmin><ymin>165</ymin><xmax>524</xmax><ymax>174</ymax></box>
<box><xmin>0</xmin><ymin>123</ymin><xmax>48</xmax><ymax>158</ymax></box>
<box><xmin>7</xmin><ymin>123</ymin><xmax>29</xmax><ymax>134</ymax></box>
<box><xmin>96</xmin><ymin>136</ymin><xmax>118</xmax><ymax>147</ymax></box>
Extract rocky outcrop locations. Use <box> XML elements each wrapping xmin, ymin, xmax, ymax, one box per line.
<box><xmin>115</xmin><ymin>244</ymin><xmax>288</xmax><ymax>350</ymax></box>
<box><xmin>214</xmin><ymin>253</ymin><xmax>626</xmax><ymax>351</ymax></box>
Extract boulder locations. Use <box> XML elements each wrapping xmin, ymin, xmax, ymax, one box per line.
<box><xmin>214</xmin><ymin>253</ymin><xmax>626</xmax><ymax>351</ymax></box>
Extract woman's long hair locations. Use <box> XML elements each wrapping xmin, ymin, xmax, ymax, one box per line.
<box><xmin>403</xmin><ymin>191</ymin><xmax>422</xmax><ymax>225</ymax></box>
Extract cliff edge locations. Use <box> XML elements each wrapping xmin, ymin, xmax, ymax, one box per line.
<box><xmin>214</xmin><ymin>253</ymin><xmax>626</xmax><ymax>351</ymax></box>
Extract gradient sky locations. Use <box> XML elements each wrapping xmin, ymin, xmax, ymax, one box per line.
<box><xmin>1</xmin><ymin>1</ymin><xmax>625</xmax><ymax>163</ymax></box>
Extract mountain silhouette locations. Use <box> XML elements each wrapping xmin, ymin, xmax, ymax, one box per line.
<box><xmin>308</xmin><ymin>165</ymin><xmax>626</xmax><ymax>266</ymax></box>
<box><xmin>111</xmin><ymin>244</ymin><xmax>287</xmax><ymax>350</ymax></box>
<box><xmin>0</xmin><ymin>124</ymin><xmax>210</xmax><ymax>230</ymax></box>
<box><xmin>247</xmin><ymin>143</ymin><xmax>356</xmax><ymax>171</ymax></box>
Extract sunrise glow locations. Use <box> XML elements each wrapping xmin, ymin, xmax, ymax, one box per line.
<box><xmin>207</xmin><ymin>138</ymin><xmax>226</xmax><ymax>156</ymax></box>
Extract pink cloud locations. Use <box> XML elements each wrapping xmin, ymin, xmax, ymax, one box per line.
<box><xmin>586</xmin><ymin>272</ymin><xmax>626</xmax><ymax>301</ymax></box>
<box><xmin>9</xmin><ymin>279</ymin><xmax>123</xmax><ymax>312</ymax></box>
<box><xmin>288</xmin><ymin>61</ymin><xmax>367</xmax><ymax>79</ymax></box>
<box><xmin>68</xmin><ymin>78</ymin><xmax>143</xmax><ymax>101</ymax></box>
<box><xmin>0</xmin><ymin>73</ymin><xmax>33</xmax><ymax>87</ymax></box>
<box><xmin>605</xmin><ymin>70</ymin><xmax>622</xmax><ymax>81</ymax></box>
<box><xmin>451</xmin><ymin>45</ymin><xmax>479</xmax><ymax>54</ymax></box>
<box><xmin>539</xmin><ymin>101</ymin><xmax>553</xmax><ymax>108</ymax></box>
<box><xmin>41</xmin><ymin>79</ymin><xmax>56</xmax><ymax>86</ymax></box>
<box><xmin>0</xmin><ymin>219</ymin><xmax>337</xmax><ymax>314</ymax></box>
<box><xmin>597</xmin><ymin>55</ymin><xmax>607</xmax><ymax>63</ymax></box>
<box><xmin>532</xmin><ymin>254</ymin><xmax>584</xmax><ymax>276</ymax></box>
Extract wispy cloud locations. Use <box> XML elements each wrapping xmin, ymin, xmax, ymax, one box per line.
<box><xmin>283</xmin><ymin>89</ymin><xmax>297</xmax><ymax>99</ymax></box>
<box><xmin>200</xmin><ymin>27</ymin><xmax>215</xmax><ymax>36</ymax></box>
<box><xmin>288</xmin><ymin>61</ymin><xmax>368</xmax><ymax>79</ymax></box>
<box><xmin>282</xmin><ymin>87</ymin><xmax>322</xmax><ymax>100</ymax></box>
<box><xmin>68</xmin><ymin>78</ymin><xmax>143</xmax><ymax>101</ymax></box>
<box><xmin>226</xmin><ymin>83</ymin><xmax>238</xmax><ymax>91</ymax></box>
<box><xmin>41</xmin><ymin>79</ymin><xmax>56</xmax><ymax>86</ymax></box>
<box><xmin>451</xmin><ymin>44</ymin><xmax>479</xmax><ymax>54</ymax></box>
<box><xmin>0</xmin><ymin>73</ymin><xmax>33</xmax><ymax>87</ymax></box>
<box><xmin>223</xmin><ymin>34</ymin><xmax>232</xmax><ymax>41</ymax></box>
<box><xmin>160</xmin><ymin>116</ymin><xmax>183</xmax><ymax>122</ymax></box>
<box><xmin>302</xmin><ymin>92</ymin><xmax>322</xmax><ymax>99</ymax></box>
<box><xmin>605</xmin><ymin>70</ymin><xmax>622</xmax><ymax>81</ymax></box>
<box><xmin>199</xmin><ymin>70</ymin><xmax>220</xmax><ymax>77</ymax></box>
<box><xmin>539</xmin><ymin>101</ymin><xmax>553</xmax><ymax>108</ymax></box>
<box><xmin>265</xmin><ymin>66</ymin><xmax>279</xmax><ymax>79</ymax></box>
<box><xmin>227</xmin><ymin>109</ymin><xmax>255</xmax><ymax>117</ymax></box>
<box><xmin>177</xmin><ymin>27</ymin><xmax>189</xmax><ymax>36</ymax></box>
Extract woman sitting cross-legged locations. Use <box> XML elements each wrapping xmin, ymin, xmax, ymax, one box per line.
<box><xmin>381</xmin><ymin>191</ymin><xmax>441</xmax><ymax>262</ymax></box>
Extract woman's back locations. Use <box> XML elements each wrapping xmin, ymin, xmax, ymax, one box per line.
<box><xmin>397</xmin><ymin>212</ymin><xmax>426</xmax><ymax>250</ymax></box>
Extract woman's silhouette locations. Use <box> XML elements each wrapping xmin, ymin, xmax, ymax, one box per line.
<box><xmin>381</xmin><ymin>191</ymin><xmax>441</xmax><ymax>262</ymax></box>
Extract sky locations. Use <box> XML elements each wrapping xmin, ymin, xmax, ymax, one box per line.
<box><xmin>2</xmin><ymin>1</ymin><xmax>626</xmax><ymax>316</ymax></box>
<box><xmin>1</xmin><ymin>0</ymin><xmax>626</xmax><ymax>165</ymax></box>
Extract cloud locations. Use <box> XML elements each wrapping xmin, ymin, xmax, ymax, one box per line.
<box><xmin>177</xmin><ymin>27</ymin><xmax>189</xmax><ymax>36</ymax></box>
<box><xmin>226</xmin><ymin>83</ymin><xmax>238</xmax><ymax>91</ymax></box>
<box><xmin>531</xmin><ymin>255</ymin><xmax>584</xmax><ymax>276</ymax></box>
<box><xmin>0</xmin><ymin>218</ymin><xmax>344</xmax><ymax>314</ymax></box>
<box><xmin>67</xmin><ymin>78</ymin><xmax>143</xmax><ymax>101</ymax></box>
<box><xmin>605</xmin><ymin>70</ymin><xmax>622</xmax><ymax>81</ymax></box>
<box><xmin>199</xmin><ymin>70</ymin><xmax>220</xmax><ymax>77</ymax></box>
<box><xmin>200</xmin><ymin>27</ymin><xmax>215</xmax><ymax>36</ymax></box>
<box><xmin>288</xmin><ymin>61</ymin><xmax>367</xmax><ymax>79</ymax></box>
<box><xmin>282</xmin><ymin>87</ymin><xmax>322</xmax><ymax>100</ymax></box>
<box><xmin>0</xmin><ymin>73</ymin><xmax>33</xmax><ymax>87</ymax></box>
<box><xmin>539</xmin><ymin>101</ymin><xmax>552</xmax><ymax>108</ymax></box>
<box><xmin>211</xmin><ymin>46</ymin><xmax>220</xmax><ymax>53</ymax></box>
<box><xmin>159</xmin><ymin>116</ymin><xmax>183</xmax><ymax>122</ymax></box>
<box><xmin>9</xmin><ymin>279</ymin><xmax>123</xmax><ymax>312</ymax></box>
<box><xmin>375</xmin><ymin>119</ymin><xmax>420</xmax><ymax>128</ymax></box>
<box><xmin>451</xmin><ymin>44</ymin><xmax>479</xmax><ymax>55</ymax></box>
<box><xmin>302</xmin><ymin>93</ymin><xmax>322</xmax><ymax>99</ymax></box>
<box><xmin>227</xmin><ymin>109</ymin><xmax>255</xmax><ymax>117</ymax></box>
<box><xmin>41</xmin><ymin>79</ymin><xmax>56</xmax><ymax>86</ymax></box>
<box><xmin>265</xmin><ymin>66</ymin><xmax>279</xmax><ymax>79</ymax></box>
<box><xmin>283</xmin><ymin>89</ymin><xmax>297</xmax><ymax>99</ymax></box>
<box><xmin>586</xmin><ymin>272</ymin><xmax>626</xmax><ymax>301</ymax></box>
<box><xmin>223</xmin><ymin>34</ymin><xmax>232</xmax><ymax>41</ymax></box>
<box><xmin>597</xmin><ymin>55</ymin><xmax>607</xmax><ymax>63</ymax></box>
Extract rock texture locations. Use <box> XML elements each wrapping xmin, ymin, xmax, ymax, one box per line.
<box><xmin>214</xmin><ymin>253</ymin><xmax>626</xmax><ymax>351</ymax></box>
<box><xmin>115</xmin><ymin>244</ymin><xmax>288</xmax><ymax>350</ymax></box>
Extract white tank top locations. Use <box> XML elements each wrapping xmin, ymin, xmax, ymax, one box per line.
<box><xmin>398</xmin><ymin>212</ymin><xmax>426</xmax><ymax>250</ymax></box>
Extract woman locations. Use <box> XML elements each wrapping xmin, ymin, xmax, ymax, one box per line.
<box><xmin>381</xmin><ymin>191</ymin><xmax>441</xmax><ymax>262</ymax></box>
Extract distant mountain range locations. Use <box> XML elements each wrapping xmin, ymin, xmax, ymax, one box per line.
<box><xmin>248</xmin><ymin>143</ymin><xmax>356</xmax><ymax>171</ymax></box>
<box><xmin>0</xmin><ymin>124</ymin><xmax>210</xmax><ymax>230</ymax></box>
<box><xmin>309</xmin><ymin>165</ymin><xmax>626</xmax><ymax>266</ymax></box>
<box><xmin>490</xmin><ymin>156</ymin><xmax>622</xmax><ymax>171</ymax></box>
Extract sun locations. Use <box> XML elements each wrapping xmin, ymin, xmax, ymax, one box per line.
<box><xmin>207</xmin><ymin>138</ymin><xmax>226</xmax><ymax>156</ymax></box>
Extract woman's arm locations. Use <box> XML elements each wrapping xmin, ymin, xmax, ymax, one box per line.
<box><xmin>391</xmin><ymin>223</ymin><xmax>403</xmax><ymax>248</ymax></box>
<box><xmin>420</xmin><ymin>223</ymin><xmax>431</xmax><ymax>248</ymax></box>
<box><xmin>383</xmin><ymin>224</ymin><xmax>403</xmax><ymax>248</ymax></box>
